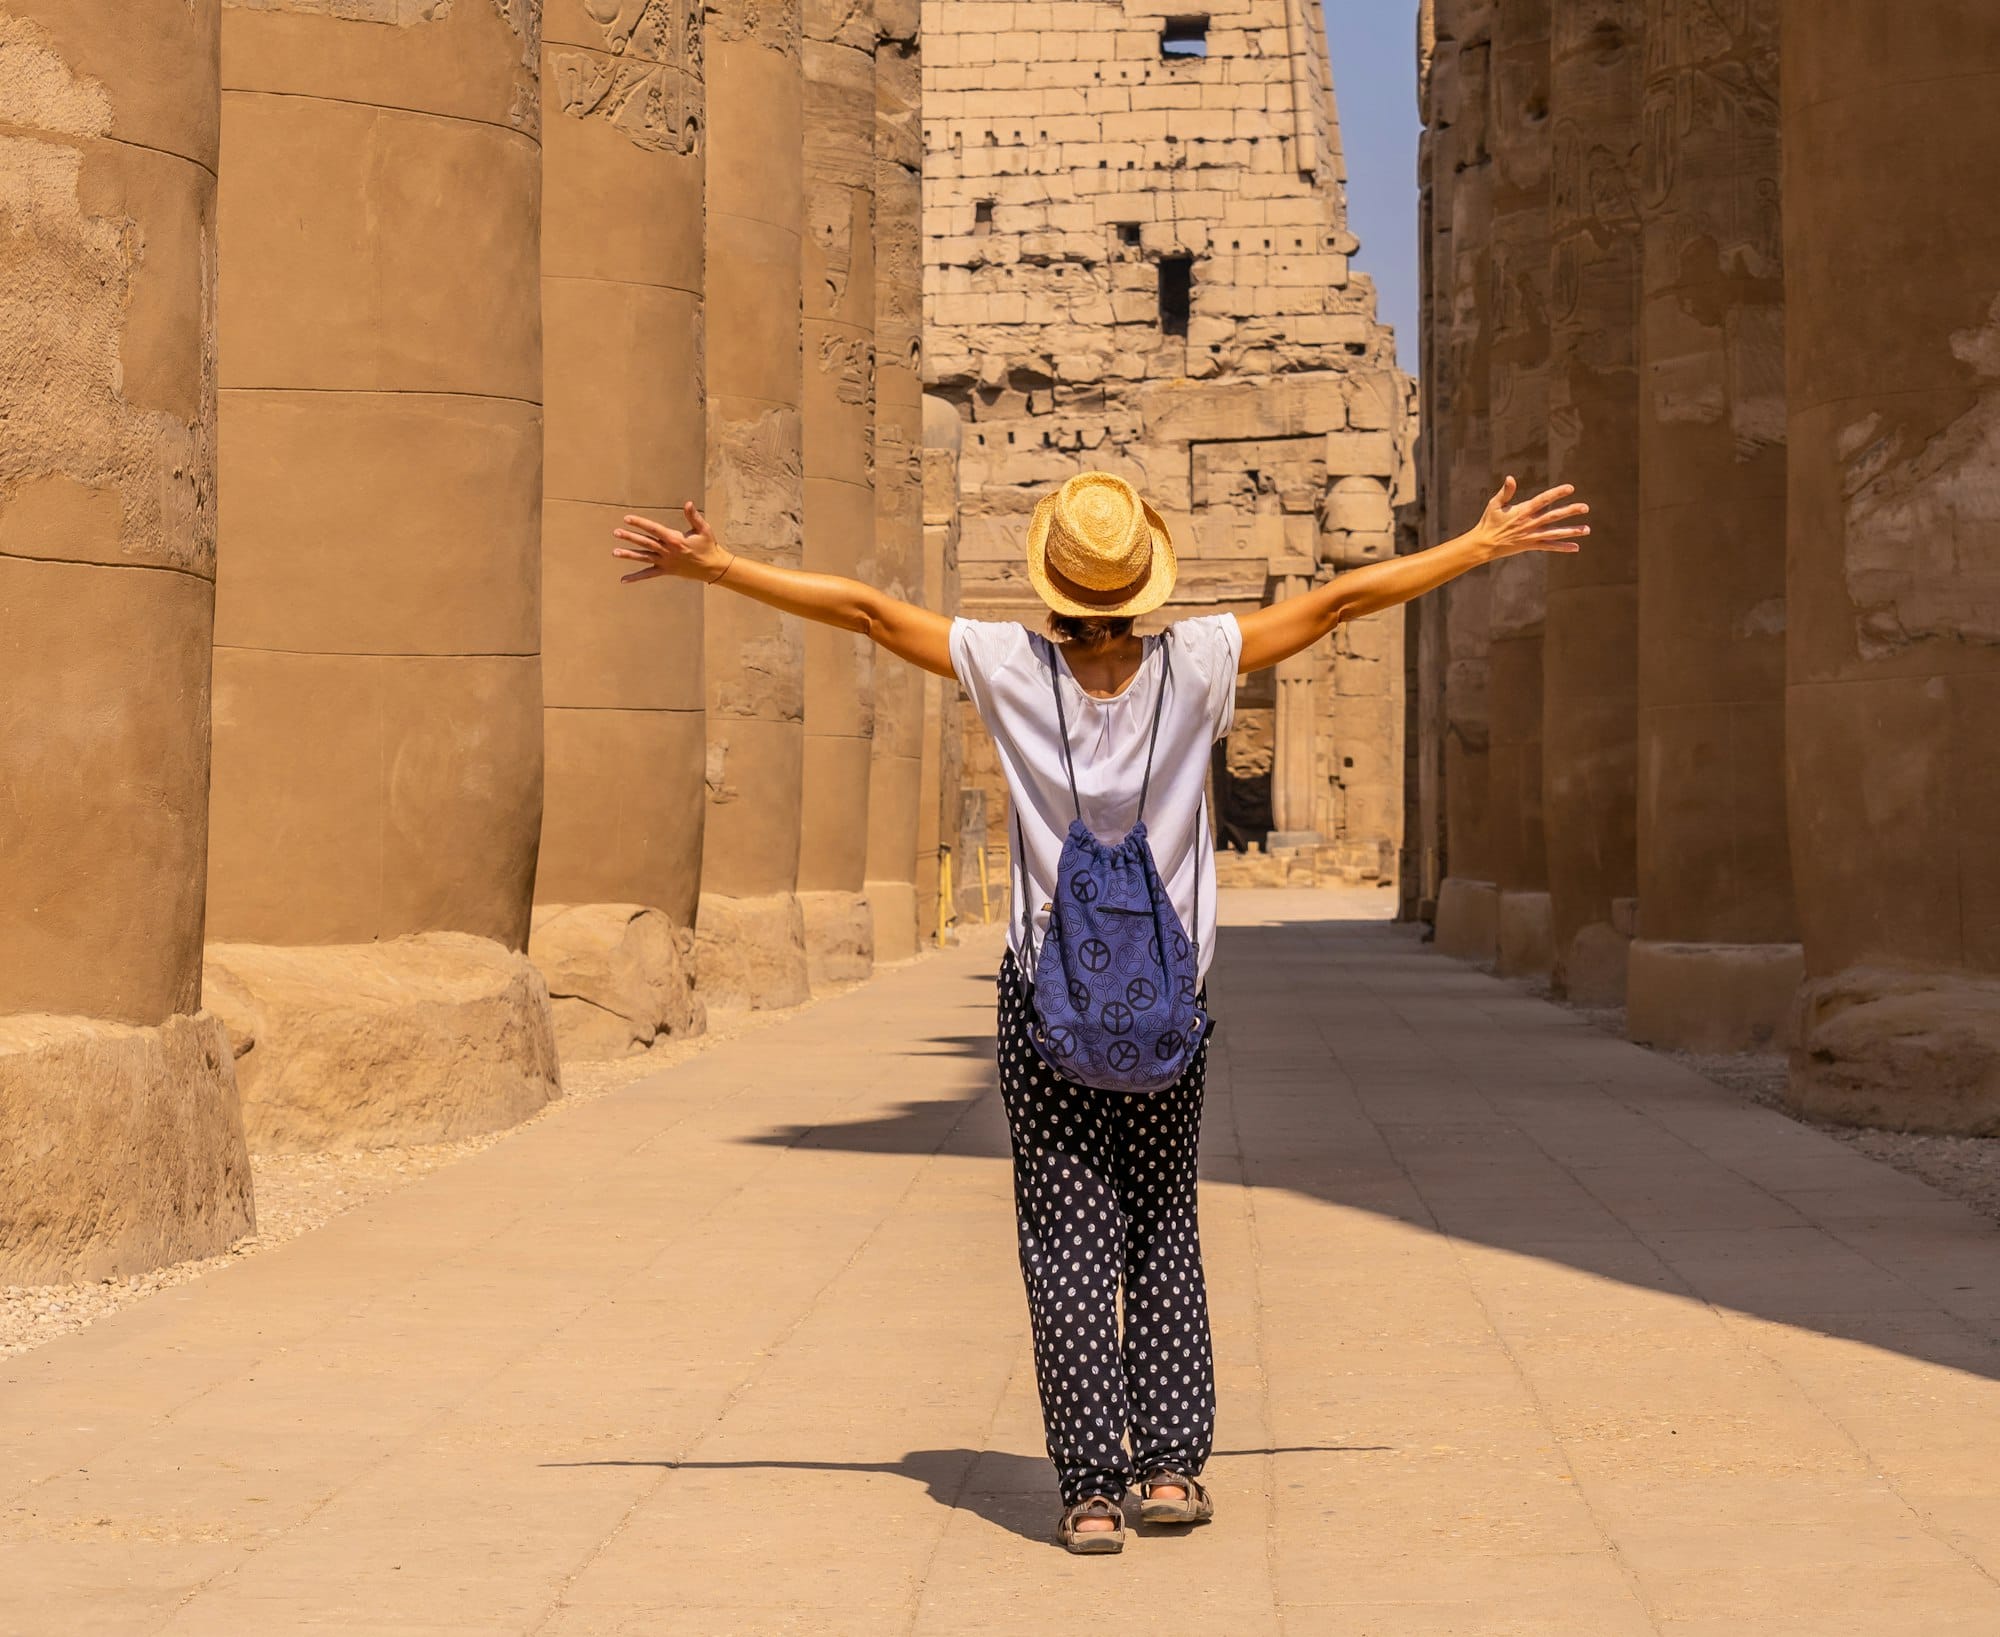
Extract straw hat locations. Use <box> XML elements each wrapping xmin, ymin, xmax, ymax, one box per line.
<box><xmin>1025</xmin><ymin>471</ymin><xmax>1178</xmax><ymax>619</ymax></box>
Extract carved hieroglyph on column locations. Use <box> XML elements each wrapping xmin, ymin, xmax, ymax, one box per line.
<box><xmin>207</xmin><ymin>0</ymin><xmax>560</xmax><ymax>1148</ymax></box>
<box><xmin>795</xmin><ymin>0</ymin><xmax>878</xmax><ymax>986</ymax></box>
<box><xmin>0</xmin><ymin>2</ymin><xmax>254</xmax><ymax>1280</ymax></box>
<box><xmin>1542</xmin><ymin>0</ymin><xmax>1643</xmax><ymax>1004</ymax></box>
<box><xmin>533</xmin><ymin>0</ymin><xmax>711</xmax><ymax>1056</ymax></box>
<box><xmin>1485</xmin><ymin>0</ymin><xmax>1555</xmax><ymax>977</ymax></box>
<box><xmin>1628</xmin><ymin>0</ymin><xmax>1798</xmax><ymax>1051</ymax></box>
<box><xmin>1781</xmin><ymin>0</ymin><xmax>2000</xmax><ymax>1133</ymax></box>
<box><xmin>1434</xmin><ymin>0</ymin><xmax>1501</xmax><ymax>961</ymax></box>
<box><xmin>864</xmin><ymin>0</ymin><xmax>929</xmax><ymax>962</ymax></box>
<box><xmin>698</xmin><ymin>0</ymin><xmax>811</xmax><ymax>1008</ymax></box>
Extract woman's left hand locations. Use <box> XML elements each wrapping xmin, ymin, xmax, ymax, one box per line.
<box><xmin>1469</xmin><ymin>477</ymin><xmax>1592</xmax><ymax>559</ymax></box>
<box><xmin>612</xmin><ymin>502</ymin><xmax>730</xmax><ymax>583</ymax></box>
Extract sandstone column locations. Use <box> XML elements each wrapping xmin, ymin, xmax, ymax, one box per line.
<box><xmin>863</xmin><ymin>0</ymin><xmax>928</xmax><ymax>964</ymax></box>
<box><xmin>795</xmin><ymin>0</ymin><xmax>878</xmax><ymax>986</ymax></box>
<box><xmin>1270</xmin><ymin>575</ymin><xmax>1320</xmax><ymax>849</ymax></box>
<box><xmin>1485</xmin><ymin>0</ymin><xmax>1555</xmax><ymax>977</ymax></box>
<box><xmin>530</xmin><ymin>0</ymin><xmax>709</xmax><ymax>1059</ymax></box>
<box><xmin>1781</xmin><ymin>0</ymin><xmax>2000</xmax><ymax>1132</ymax></box>
<box><xmin>207</xmin><ymin>0</ymin><xmax>559</xmax><ymax>1150</ymax></box>
<box><xmin>1410</xmin><ymin>0</ymin><xmax>1449</xmax><ymax>921</ymax></box>
<box><xmin>1542</xmin><ymin>0</ymin><xmax>1643</xmax><ymax>1003</ymax></box>
<box><xmin>1434</xmin><ymin>0</ymin><xmax>1501</xmax><ymax>960</ymax></box>
<box><xmin>0</xmin><ymin>0</ymin><xmax>253</xmax><ymax>1280</ymax></box>
<box><xmin>1628</xmin><ymin>0</ymin><xmax>1797</xmax><ymax>1050</ymax></box>
<box><xmin>698</xmin><ymin>0</ymin><xmax>810</xmax><ymax>1008</ymax></box>
<box><xmin>917</xmin><ymin>393</ymin><xmax>964</xmax><ymax>945</ymax></box>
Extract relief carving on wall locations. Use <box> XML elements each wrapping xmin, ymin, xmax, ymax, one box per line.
<box><xmin>552</xmin><ymin>0</ymin><xmax>704</xmax><ymax>154</ymax></box>
<box><xmin>704</xmin><ymin>0</ymin><xmax>797</xmax><ymax>54</ymax></box>
<box><xmin>1840</xmin><ymin>297</ymin><xmax>2000</xmax><ymax>657</ymax></box>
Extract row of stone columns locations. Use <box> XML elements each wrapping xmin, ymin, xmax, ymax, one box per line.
<box><xmin>1</xmin><ymin>0</ymin><xmax>941</xmax><ymax>1282</ymax></box>
<box><xmin>1414</xmin><ymin>0</ymin><xmax>2000</xmax><ymax>1130</ymax></box>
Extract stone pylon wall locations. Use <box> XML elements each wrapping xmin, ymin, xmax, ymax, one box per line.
<box><xmin>796</xmin><ymin>0</ymin><xmax>880</xmax><ymax>986</ymax></box>
<box><xmin>1410</xmin><ymin>1</ymin><xmax>2000</xmax><ymax>1130</ymax></box>
<box><xmin>921</xmin><ymin>0</ymin><xmax>1413</xmax><ymax>891</ymax></box>
<box><xmin>0</xmin><ymin>1</ymin><xmax>253</xmax><ymax>1282</ymax></box>
<box><xmin>205</xmin><ymin>0</ymin><xmax>560</xmax><ymax>1152</ymax></box>
<box><xmin>532</xmin><ymin>0</ymin><xmax>710</xmax><ymax>1058</ymax></box>
<box><xmin>698</xmin><ymin>0</ymin><xmax>812</xmax><ymax>1009</ymax></box>
<box><xmin>1780</xmin><ymin>0</ymin><xmax>2000</xmax><ymax>1134</ymax></box>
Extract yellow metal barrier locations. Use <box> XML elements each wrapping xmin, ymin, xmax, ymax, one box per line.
<box><xmin>936</xmin><ymin>844</ymin><xmax>955</xmax><ymax>945</ymax></box>
<box><xmin>978</xmin><ymin>842</ymin><xmax>994</xmax><ymax>924</ymax></box>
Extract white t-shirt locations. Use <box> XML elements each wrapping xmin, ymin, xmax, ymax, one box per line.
<box><xmin>950</xmin><ymin>614</ymin><xmax>1242</xmax><ymax>984</ymax></box>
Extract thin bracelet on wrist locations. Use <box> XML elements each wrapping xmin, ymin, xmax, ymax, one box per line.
<box><xmin>708</xmin><ymin>553</ymin><xmax>736</xmax><ymax>586</ymax></box>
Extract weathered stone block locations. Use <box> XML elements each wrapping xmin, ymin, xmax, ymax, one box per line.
<box><xmin>203</xmin><ymin>934</ymin><xmax>561</xmax><ymax>1154</ymax></box>
<box><xmin>1324</xmin><ymin>430</ymin><xmax>1400</xmax><ymax>477</ymax></box>
<box><xmin>695</xmin><ymin>893</ymin><xmax>813</xmax><ymax>1011</ymax></box>
<box><xmin>0</xmin><ymin>1011</ymin><xmax>253</xmax><ymax>1284</ymax></box>
<box><xmin>799</xmin><ymin>889</ymin><xmax>877</xmax><ymax>988</ymax></box>
<box><xmin>1627</xmin><ymin>939</ymin><xmax>1802</xmax><ymax>1054</ymax></box>
<box><xmin>529</xmin><ymin>904</ymin><xmax>706</xmax><ymax>1062</ymax></box>
<box><xmin>1788</xmin><ymin>968</ymin><xmax>2000</xmax><ymax>1137</ymax></box>
<box><xmin>1436</xmin><ymin>877</ymin><xmax>1500</xmax><ymax>964</ymax></box>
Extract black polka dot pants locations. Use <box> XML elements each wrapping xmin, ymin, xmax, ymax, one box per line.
<box><xmin>995</xmin><ymin>950</ymin><xmax>1216</xmax><ymax>1508</ymax></box>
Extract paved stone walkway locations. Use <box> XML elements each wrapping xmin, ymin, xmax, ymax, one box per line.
<box><xmin>5</xmin><ymin>890</ymin><xmax>2000</xmax><ymax>1635</ymax></box>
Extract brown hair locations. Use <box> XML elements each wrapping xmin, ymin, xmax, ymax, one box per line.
<box><xmin>1046</xmin><ymin>613</ymin><xmax>1135</xmax><ymax>651</ymax></box>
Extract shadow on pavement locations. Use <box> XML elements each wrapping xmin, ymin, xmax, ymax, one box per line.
<box><xmin>735</xmin><ymin>911</ymin><xmax>2000</xmax><ymax>1389</ymax></box>
<box><xmin>540</xmin><ymin>1446</ymin><xmax>1388</xmax><ymax>1543</ymax></box>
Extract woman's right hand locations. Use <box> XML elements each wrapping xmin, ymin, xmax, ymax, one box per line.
<box><xmin>1467</xmin><ymin>477</ymin><xmax>1592</xmax><ymax>560</ymax></box>
<box><xmin>612</xmin><ymin>502</ymin><xmax>731</xmax><ymax>584</ymax></box>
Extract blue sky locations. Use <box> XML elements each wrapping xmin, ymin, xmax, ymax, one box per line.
<box><xmin>1323</xmin><ymin>0</ymin><xmax>1421</xmax><ymax>375</ymax></box>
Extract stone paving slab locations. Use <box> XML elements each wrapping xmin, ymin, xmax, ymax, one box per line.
<box><xmin>4</xmin><ymin>890</ymin><xmax>2000</xmax><ymax>1633</ymax></box>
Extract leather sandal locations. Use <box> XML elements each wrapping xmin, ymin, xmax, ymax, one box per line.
<box><xmin>1056</xmin><ymin>1495</ymin><xmax>1126</xmax><ymax>1554</ymax></box>
<box><xmin>1138</xmin><ymin>1470</ymin><xmax>1214</xmax><ymax>1526</ymax></box>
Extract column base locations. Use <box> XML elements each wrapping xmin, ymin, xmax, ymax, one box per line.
<box><xmin>1496</xmin><ymin>891</ymin><xmax>1554</xmax><ymax>979</ymax></box>
<box><xmin>798</xmin><ymin>890</ymin><xmax>875</xmax><ymax>991</ymax></box>
<box><xmin>204</xmin><ymin>933</ymin><xmax>561</xmax><ymax>1153</ymax></box>
<box><xmin>1788</xmin><ymin>966</ymin><xmax>2000</xmax><ymax>1136</ymax></box>
<box><xmin>694</xmin><ymin>892</ymin><xmax>812</xmax><ymax>1011</ymax></box>
<box><xmin>1434</xmin><ymin>877</ymin><xmax>1499</xmax><ymax>963</ymax></box>
<box><xmin>0</xmin><ymin>1010</ymin><xmax>254</xmax><ymax>1283</ymax></box>
<box><xmin>865</xmin><ymin>879</ymin><xmax>921</xmax><ymax>964</ymax></box>
<box><xmin>529</xmin><ymin>904</ymin><xmax>705</xmax><ymax>1062</ymax></box>
<box><xmin>1557</xmin><ymin>919</ymin><xmax>1633</xmax><ymax>1008</ymax></box>
<box><xmin>1626</xmin><ymin>939</ymin><xmax>1803</xmax><ymax>1053</ymax></box>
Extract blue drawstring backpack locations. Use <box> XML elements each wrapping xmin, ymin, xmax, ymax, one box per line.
<box><xmin>1014</xmin><ymin>637</ymin><xmax>1211</xmax><ymax>1094</ymax></box>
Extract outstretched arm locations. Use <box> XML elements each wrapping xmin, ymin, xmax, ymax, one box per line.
<box><xmin>1233</xmin><ymin>478</ymin><xmax>1590</xmax><ymax>675</ymax></box>
<box><xmin>613</xmin><ymin>502</ymin><xmax>956</xmax><ymax>679</ymax></box>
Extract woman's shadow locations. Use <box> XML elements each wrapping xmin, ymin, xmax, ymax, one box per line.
<box><xmin>542</xmin><ymin>1445</ymin><xmax>1386</xmax><ymax>1543</ymax></box>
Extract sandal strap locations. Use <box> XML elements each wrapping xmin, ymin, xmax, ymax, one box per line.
<box><xmin>1066</xmin><ymin>1495</ymin><xmax>1124</xmax><ymax>1525</ymax></box>
<box><xmin>1143</xmin><ymin>1470</ymin><xmax>1206</xmax><ymax>1502</ymax></box>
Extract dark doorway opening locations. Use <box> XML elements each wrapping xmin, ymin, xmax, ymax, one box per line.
<box><xmin>1159</xmin><ymin>255</ymin><xmax>1192</xmax><ymax>337</ymax></box>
